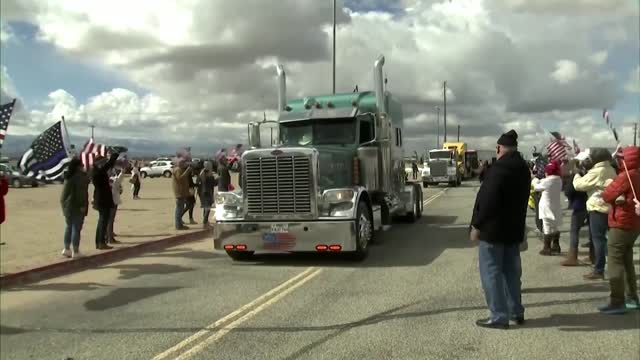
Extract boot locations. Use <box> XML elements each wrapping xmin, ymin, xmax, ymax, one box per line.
<box><xmin>539</xmin><ymin>235</ymin><xmax>552</xmax><ymax>256</ymax></box>
<box><xmin>561</xmin><ymin>247</ymin><xmax>579</xmax><ymax>266</ymax></box>
<box><xmin>550</xmin><ymin>232</ymin><xmax>561</xmax><ymax>255</ymax></box>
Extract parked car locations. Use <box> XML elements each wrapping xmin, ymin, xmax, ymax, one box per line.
<box><xmin>149</xmin><ymin>157</ymin><xmax>173</xmax><ymax>166</ymax></box>
<box><xmin>140</xmin><ymin>161</ymin><xmax>173</xmax><ymax>178</ymax></box>
<box><xmin>0</xmin><ymin>163</ymin><xmax>40</xmax><ymax>188</ymax></box>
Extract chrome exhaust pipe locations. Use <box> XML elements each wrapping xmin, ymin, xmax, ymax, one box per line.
<box><xmin>276</xmin><ymin>65</ymin><xmax>287</xmax><ymax>111</ymax></box>
<box><xmin>373</xmin><ymin>55</ymin><xmax>386</xmax><ymax>114</ymax></box>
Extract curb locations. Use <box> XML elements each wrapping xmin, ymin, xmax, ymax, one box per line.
<box><xmin>0</xmin><ymin>229</ymin><xmax>210</xmax><ymax>289</ymax></box>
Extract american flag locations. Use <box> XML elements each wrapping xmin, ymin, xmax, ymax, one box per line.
<box><xmin>81</xmin><ymin>138</ymin><xmax>108</xmax><ymax>169</ymax></box>
<box><xmin>262</xmin><ymin>232</ymin><xmax>296</xmax><ymax>250</ymax></box>
<box><xmin>0</xmin><ymin>99</ymin><xmax>16</xmax><ymax>149</ymax></box>
<box><xmin>546</xmin><ymin>132</ymin><xmax>570</xmax><ymax>161</ymax></box>
<box><xmin>602</xmin><ymin>109</ymin><xmax>619</xmax><ymax>143</ymax></box>
<box><xmin>573</xmin><ymin>139</ymin><xmax>581</xmax><ymax>154</ymax></box>
<box><xmin>19</xmin><ymin>121</ymin><xmax>71</xmax><ymax>180</ymax></box>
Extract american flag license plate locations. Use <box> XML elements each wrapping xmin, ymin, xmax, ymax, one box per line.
<box><xmin>262</xmin><ymin>231</ymin><xmax>296</xmax><ymax>250</ymax></box>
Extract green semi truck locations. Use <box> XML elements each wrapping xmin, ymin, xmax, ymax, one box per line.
<box><xmin>213</xmin><ymin>55</ymin><xmax>423</xmax><ymax>261</ymax></box>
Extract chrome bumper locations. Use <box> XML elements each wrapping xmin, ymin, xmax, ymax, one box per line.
<box><xmin>214</xmin><ymin>220</ymin><xmax>357</xmax><ymax>252</ymax></box>
<box><xmin>422</xmin><ymin>175</ymin><xmax>456</xmax><ymax>182</ymax></box>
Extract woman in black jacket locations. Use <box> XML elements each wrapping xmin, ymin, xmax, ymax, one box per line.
<box><xmin>60</xmin><ymin>157</ymin><xmax>90</xmax><ymax>258</ymax></box>
<box><xmin>92</xmin><ymin>152</ymin><xmax>119</xmax><ymax>250</ymax></box>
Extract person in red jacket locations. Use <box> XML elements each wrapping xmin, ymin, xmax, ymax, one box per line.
<box><xmin>600</xmin><ymin>146</ymin><xmax>640</xmax><ymax>314</ymax></box>
<box><xmin>0</xmin><ymin>175</ymin><xmax>8</xmax><ymax>225</ymax></box>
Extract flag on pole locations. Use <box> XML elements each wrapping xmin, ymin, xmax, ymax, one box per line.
<box><xmin>80</xmin><ymin>138</ymin><xmax>108</xmax><ymax>170</ymax></box>
<box><xmin>546</xmin><ymin>131</ymin><xmax>570</xmax><ymax>161</ymax></box>
<box><xmin>19</xmin><ymin>121</ymin><xmax>71</xmax><ymax>180</ymax></box>
<box><xmin>0</xmin><ymin>99</ymin><xmax>16</xmax><ymax>149</ymax></box>
<box><xmin>572</xmin><ymin>139</ymin><xmax>581</xmax><ymax>154</ymax></box>
<box><xmin>603</xmin><ymin>109</ymin><xmax>620</xmax><ymax>143</ymax></box>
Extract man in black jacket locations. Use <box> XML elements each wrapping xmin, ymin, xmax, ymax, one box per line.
<box><xmin>470</xmin><ymin>130</ymin><xmax>531</xmax><ymax>329</ymax></box>
<box><xmin>92</xmin><ymin>152</ymin><xmax>120</xmax><ymax>250</ymax></box>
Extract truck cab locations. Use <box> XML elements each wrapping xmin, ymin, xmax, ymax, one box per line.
<box><xmin>213</xmin><ymin>55</ymin><xmax>423</xmax><ymax>261</ymax></box>
<box><xmin>422</xmin><ymin>149</ymin><xmax>461</xmax><ymax>187</ymax></box>
<box><xmin>443</xmin><ymin>142</ymin><xmax>470</xmax><ymax>179</ymax></box>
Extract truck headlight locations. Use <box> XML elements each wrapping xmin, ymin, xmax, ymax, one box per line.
<box><xmin>447</xmin><ymin>168</ymin><xmax>457</xmax><ymax>175</ymax></box>
<box><xmin>422</xmin><ymin>168</ymin><xmax>430</xmax><ymax>176</ymax></box>
<box><xmin>323</xmin><ymin>189</ymin><xmax>355</xmax><ymax>203</ymax></box>
<box><xmin>215</xmin><ymin>192</ymin><xmax>241</xmax><ymax>206</ymax></box>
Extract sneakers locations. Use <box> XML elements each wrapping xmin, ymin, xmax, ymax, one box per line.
<box><xmin>176</xmin><ymin>225</ymin><xmax>190</xmax><ymax>230</ymax></box>
<box><xmin>61</xmin><ymin>248</ymin><xmax>72</xmax><ymax>258</ymax></box>
<box><xmin>597</xmin><ymin>303</ymin><xmax>628</xmax><ymax>315</ymax></box>
<box><xmin>72</xmin><ymin>250</ymin><xmax>84</xmax><ymax>259</ymax></box>
<box><xmin>583</xmin><ymin>272</ymin><xmax>604</xmax><ymax>280</ymax></box>
<box><xmin>475</xmin><ymin>318</ymin><xmax>509</xmax><ymax>329</ymax></box>
<box><xmin>625</xmin><ymin>298</ymin><xmax>640</xmax><ymax>310</ymax></box>
<box><xmin>189</xmin><ymin>219</ymin><xmax>198</xmax><ymax>225</ymax></box>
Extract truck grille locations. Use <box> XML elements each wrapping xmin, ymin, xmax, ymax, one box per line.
<box><xmin>429</xmin><ymin>161</ymin><xmax>447</xmax><ymax>177</ymax></box>
<box><xmin>245</xmin><ymin>156</ymin><xmax>312</xmax><ymax>214</ymax></box>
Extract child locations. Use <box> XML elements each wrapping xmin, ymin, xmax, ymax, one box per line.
<box><xmin>533</xmin><ymin>160</ymin><xmax>564</xmax><ymax>255</ymax></box>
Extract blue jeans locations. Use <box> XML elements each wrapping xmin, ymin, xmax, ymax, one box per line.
<box><xmin>64</xmin><ymin>214</ymin><xmax>84</xmax><ymax>250</ymax></box>
<box><xmin>589</xmin><ymin>212</ymin><xmax>609</xmax><ymax>274</ymax></box>
<box><xmin>175</xmin><ymin>198</ymin><xmax>186</xmax><ymax>228</ymax></box>
<box><xmin>95</xmin><ymin>208</ymin><xmax>111</xmax><ymax>247</ymax></box>
<box><xmin>479</xmin><ymin>241</ymin><xmax>524</xmax><ymax>324</ymax></box>
<box><xmin>569</xmin><ymin>210</ymin><xmax>589</xmax><ymax>250</ymax></box>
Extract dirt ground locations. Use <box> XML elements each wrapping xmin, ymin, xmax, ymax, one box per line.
<box><xmin>0</xmin><ymin>174</ymin><xmax>238</xmax><ymax>275</ymax></box>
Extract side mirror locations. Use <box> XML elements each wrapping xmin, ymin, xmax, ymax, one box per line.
<box><xmin>248</xmin><ymin>122</ymin><xmax>261</xmax><ymax>149</ymax></box>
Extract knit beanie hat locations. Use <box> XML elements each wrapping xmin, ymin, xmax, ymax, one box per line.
<box><xmin>497</xmin><ymin>130</ymin><xmax>518</xmax><ymax>147</ymax></box>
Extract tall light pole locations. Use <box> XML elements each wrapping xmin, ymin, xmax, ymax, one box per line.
<box><xmin>443</xmin><ymin>81</ymin><xmax>447</xmax><ymax>142</ymax></box>
<box><xmin>435</xmin><ymin>106</ymin><xmax>440</xmax><ymax>148</ymax></box>
<box><xmin>332</xmin><ymin>0</ymin><xmax>336</xmax><ymax>94</ymax></box>
<box><xmin>90</xmin><ymin>124</ymin><xmax>95</xmax><ymax>139</ymax></box>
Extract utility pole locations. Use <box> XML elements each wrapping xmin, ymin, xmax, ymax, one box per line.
<box><xmin>634</xmin><ymin>123</ymin><xmax>638</xmax><ymax>146</ymax></box>
<box><xmin>435</xmin><ymin>106</ymin><xmax>440</xmax><ymax>148</ymax></box>
<box><xmin>332</xmin><ymin>0</ymin><xmax>336</xmax><ymax>94</ymax></box>
<box><xmin>90</xmin><ymin>124</ymin><xmax>95</xmax><ymax>139</ymax></box>
<box><xmin>443</xmin><ymin>81</ymin><xmax>447</xmax><ymax>142</ymax></box>
<box><xmin>457</xmin><ymin>125</ymin><xmax>460</xmax><ymax>142</ymax></box>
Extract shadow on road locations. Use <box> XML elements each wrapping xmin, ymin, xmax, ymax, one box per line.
<box><xmin>105</xmin><ymin>263</ymin><xmax>195</xmax><ymax>280</ymax></box>
<box><xmin>523</xmin><ymin>283</ymin><xmax>608</xmax><ymax>294</ymax></box>
<box><xmin>234</xmin><ymin>216</ymin><xmax>472</xmax><ymax>268</ymax></box>
<box><xmin>142</xmin><ymin>249</ymin><xmax>223</xmax><ymax>260</ymax></box>
<box><xmin>117</xmin><ymin>208</ymin><xmax>150</xmax><ymax>212</ymax></box>
<box><xmin>118</xmin><ymin>233</ymin><xmax>173</xmax><ymax>238</ymax></box>
<box><xmin>3</xmin><ymin>282</ymin><xmax>109</xmax><ymax>292</ymax></box>
<box><xmin>84</xmin><ymin>286</ymin><xmax>182</xmax><ymax>311</ymax></box>
<box><xmin>524</xmin><ymin>312</ymin><xmax>640</xmax><ymax>331</ymax></box>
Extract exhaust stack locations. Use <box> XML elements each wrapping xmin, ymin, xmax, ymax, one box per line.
<box><xmin>276</xmin><ymin>65</ymin><xmax>287</xmax><ymax>111</ymax></box>
<box><xmin>373</xmin><ymin>55</ymin><xmax>386</xmax><ymax>114</ymax></box>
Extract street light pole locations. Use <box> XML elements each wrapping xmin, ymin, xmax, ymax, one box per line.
<box><xmin>90</xmin><ymin>125</ymin><xmax>95</xmax><ymax>139</ymax></box>
<box><xmin>443</xmin><ymin>81</ymin><xmax>447</xmax><ymax>142</ymax></box>
<box><xmin>332</xmin><ymin>0</ymin><xmax>336</xmax><ymax>94</ymax></box>
<box><xmin>436</xmin><ymin>106</ymin><xmax>440</xmax><ymax>148</ymax></box>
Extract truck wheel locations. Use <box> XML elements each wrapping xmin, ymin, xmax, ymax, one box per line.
<box><xmin>351</xmin><ymin>201</ymin><xmax>372</xmax><ymax>261</ymax></box>
<box><xmin>226</xmin><ymin>250</ymin><xmax>255</xmax><ymax>261</ymax></box>
<box><xmin>422</xmin><ymin>181</ymin><xmax>428</xmax><ymax>188</ymax></box>
<box><xmin>406</xmin><ymin>185</ymin><xmax>421</xmax><ymax>223</ymax></box>
<box><xmin>163</xmin><ymin>170</ymin><xmax>172</xmax><ymax>178</ymax></box>
<box><xmin>140</xmin><ymin>172</ymin><xmax>148</xmax><ymax>178</ymax></box>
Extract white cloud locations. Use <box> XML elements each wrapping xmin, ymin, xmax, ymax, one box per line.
<box><xmin>625</xmin><ymin>66</ymin><xmax>639</xmax><ymax>93</ymax></box>
<box><xmin>588</xmin><ymin>51</ymin><xmax>608</xmax><ymax>66</ymax></box>
<box><xmin>0</xmin><ymin>0</ymin><xmax>636</xmax><ymax>155</ymax></box>
<box><xmin>550</xmin><ymin>60</ymin><xmax>579</xmax><ymax>84</ymax></box>
<box><xmin>0</xmin><ymin>22</ymin><xmax>14</xmax><ymax>45</ymax></box>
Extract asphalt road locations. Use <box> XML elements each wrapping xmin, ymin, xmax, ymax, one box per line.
<box><xmin>1</xmin><ymin>182</ymin><xmax>639</xmax><ymax>360</ymax></box>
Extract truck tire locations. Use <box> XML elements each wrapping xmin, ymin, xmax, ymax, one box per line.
<box><xmin>406</xmin><ymin>184</ymin><xmax>422</xmax><ymax>223</ymax></box>
<box><xmin>163</xmin><ymin>170</ymin><xmax>172</xmax><ymax>178</ymax></box>
<box><xmin>226</xmin><ymin>250</ymin><xmax>255</xmax><ymax>261</ymax></box>
<box><xmin>350</xmin><ymin>200</ymin><xmax>372</xmax><ymax>261</ymax></box>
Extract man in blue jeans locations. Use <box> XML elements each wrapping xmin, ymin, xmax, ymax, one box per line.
<box><xmin>470</xmin><ymin>130</ymin><xmax>531</xmax><ymax>329</ymax></box>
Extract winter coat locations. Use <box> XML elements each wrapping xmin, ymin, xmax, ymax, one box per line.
<box><xmin>172</xmin><ymin>166</ymin><xmax>192</xmax><ymax>198</ymax></box>
<box><xmin>602</xmin><ymin>146</ymin><xmax>640</xmax><ymax>230</ymax></box>
<box><xmin>61</xmin><ymin>171</ymin><xmax>90</xmax><ymax>218</ymax></box>
<box><xmin>573</xmin><ymin>161</ymin><xmax>616</xmax><ymax>214</ymax></box>
<box><xmin>0</xmin><ymin>176</ymin><xmax>8</xmax><ymax>224</ymax></box>
<box><xmin>533</xmin><ymin>175</ymin><xmax>563</xmax><ymax>225</ymax></box>
<box><xmin>111</xmin><ymin>171</ymin><xmax>124</xmax><ymax>206</ymax></box>
<box><xmin>471</xmin><ymin>151</ymin><xmax>532</xmax><ymax>244</ymax></box>
<box><xmin>564</xmin><ymin>175</ymin><xmax>588</xmax><ymax>212</ymax></box>
<box><xmin>92</xmin><ymin>153</ymin><xmax>119</xmax><ymax>210</ymax></box>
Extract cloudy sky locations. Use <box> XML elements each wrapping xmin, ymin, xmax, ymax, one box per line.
<box><xmin>0</xmin><ymin>0</ymin><xmax>638</xmax><ymax>157</ymax></box>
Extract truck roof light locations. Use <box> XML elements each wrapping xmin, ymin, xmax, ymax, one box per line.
<box><xmin>315</xmin><ymin>102</ymin><xmax>322</xmax><ymax>109</ymax></box>
<box><xmin>327</xmin><ymin>102</ymin><xmax>335</xmax><ymax>108</ymax></box>
<box><xmin>351</xmin><ymin>100</ymin><xmax>358</xmax><ymax>106</ymax></box>
<box><xmin>285</xmin><ymin>105</ymin><xmax>292</xmax><ymax>112</ymax></box>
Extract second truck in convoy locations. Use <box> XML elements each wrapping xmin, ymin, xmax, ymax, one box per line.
<box><xmin>214</xmin><ymin>55</ymin><xmax>423</xmax><ymax>261</ymax></box>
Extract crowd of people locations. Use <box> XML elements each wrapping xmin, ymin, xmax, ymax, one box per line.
<box><xmin>471</xmin><ymin>129</ymin><xmax>639</xmax><ymax>329</ymax></box>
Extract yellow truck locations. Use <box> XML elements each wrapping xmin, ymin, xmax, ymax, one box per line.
<box><xmin>442</xmin><ymin>142</ymin><xmax>471</xmax><ymax>179</ymax></box>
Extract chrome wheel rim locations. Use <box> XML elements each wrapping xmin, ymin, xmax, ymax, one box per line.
<box><xmin>359</xmin><ymin>213</ymin><xmax>372</xmax><ymax>249</ymax></box>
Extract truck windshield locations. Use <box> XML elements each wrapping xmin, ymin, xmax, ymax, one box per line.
<box><xmin>280</xmin><ymin>118</ymin><xmax>356</xmax><ymax>146</ymax></box>
<box><xmin>429</xmin><ymin>151</ymin><xmax>451</xmax><ymax>160</ymax></box>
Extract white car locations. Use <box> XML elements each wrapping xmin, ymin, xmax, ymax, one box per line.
<box><xmin>149</xmin><ymin>157</ymin><xmax>173</xmax><ymax>166</ymax></box>
<box><xmin>140</xmin><ymin>161</ymin><xmax>173</xmax><ymax>178</ymax></box>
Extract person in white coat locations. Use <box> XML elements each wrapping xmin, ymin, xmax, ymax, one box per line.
<box><xmin>108</xmin><ymin>168</ymin><xmax>124</xmax><ymax>244</ymax></box>
<box><xmin>533</xmin><ymin>160</ymin><xmax>564</xmax><ymax>255</ymax></box>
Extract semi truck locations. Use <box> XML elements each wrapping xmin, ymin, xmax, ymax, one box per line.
<box><xmin>421</xmin><ymin>148</ymin><xmax>462</xmax><ymax>187</ymax></box>
<box><xmin>443</xmin><ymin>142</ymin><xmax>472</xmax><ymax>179</ymax></box>
<box><xmin>214</xmin><ymin>55</ymin><xmax>423</xmax><ymax>261</ymax></box>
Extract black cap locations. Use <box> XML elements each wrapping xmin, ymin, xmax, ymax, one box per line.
<box><xmin>497</xmin><ymin>130</ymin><xmax>518</xmax><ymax>147</ymax></box>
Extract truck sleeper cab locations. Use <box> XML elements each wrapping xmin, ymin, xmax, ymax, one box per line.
<box><xmin>214</xmin><ymin>55</ymin><xmax>423</xmax><ymax>261</ymax></box>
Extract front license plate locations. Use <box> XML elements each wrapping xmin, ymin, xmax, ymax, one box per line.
<box><xmin>270</xmin><ymin>223</ymin><xmax>289</xmax><ymax>233</ymax></box>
